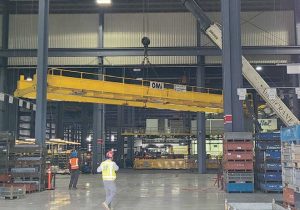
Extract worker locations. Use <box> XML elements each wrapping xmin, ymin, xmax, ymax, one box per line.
<box><xmin>97</xmin><ymin>150</ymin><xmax>119</xmax><ymax>210</ymax></box>
<box><xmin>69</xmin><ymin>150</ymin><xmax>80</xmax><ymax>190</ymax></box>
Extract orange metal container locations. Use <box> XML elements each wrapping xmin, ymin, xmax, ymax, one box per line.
<box><xmin>283</xmin><ymin>187</ymin><xmax>295</xmax><ymax>206</ymax></box>
<box><xmin>224</xmin><ymin>161</ymin><xmax>253</xmax><ymax>171</ymax></box>
<box><xmin>224</xmin><ymin>151</ymin><xmax>253</xmax><ymax>161</ymax></box>
<box><xmin>224</xmin><ymin>141</ymin><xmax>253</xmax><ymax>151</ymax></box>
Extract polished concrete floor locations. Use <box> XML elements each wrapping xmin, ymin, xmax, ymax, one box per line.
<box><xmin>0</xmin><ymin>170</ymin><xmax>281</xmax><ymax>210</ymax></box>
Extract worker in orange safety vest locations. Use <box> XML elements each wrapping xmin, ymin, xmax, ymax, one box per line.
<box><xmin>69</xmin><ymin>150</ymin><xmax>80</xmax><ymax>190</ymax></box>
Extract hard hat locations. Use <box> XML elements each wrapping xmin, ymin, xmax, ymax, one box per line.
<box><xmin>106</xmin><ymin>151</ymin><xmax>114</xmax><ymax>158</ymax></box>
<box><xmin>71</xmin><ymin>151</ymin><xmax>78</xmax><ymax>158</ymax></box>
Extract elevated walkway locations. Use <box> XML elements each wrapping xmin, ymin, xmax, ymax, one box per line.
<box><xmin>14</xmin><ymin>69</ymin><xmax>223</xmax><ymax>113</ymax></box>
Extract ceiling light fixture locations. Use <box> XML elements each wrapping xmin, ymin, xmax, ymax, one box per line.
<box><xmin>256</xmin><ymin>66</ymin><xmax>263</xmax><ymax>71</ymax></box>
<box><xmin>96</xmin><ymin>0</ymin><xmax>112</xmax><ymax>5</ymax></box>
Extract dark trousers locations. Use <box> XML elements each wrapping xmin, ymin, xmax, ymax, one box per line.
<box><xmin>69</xmin><ymin>170</ymin><xmax>80</xmax><ymax>189</ymax></box>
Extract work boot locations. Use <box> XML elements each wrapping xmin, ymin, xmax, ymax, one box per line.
<box><xmin>102</xmin><ymin>202</ymin><xmax>110</xmax><ymax>210</ymax></box>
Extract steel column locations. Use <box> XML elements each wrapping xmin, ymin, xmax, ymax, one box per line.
<box><xmin>81</xmin><ymin>104</ymin><xmax>89</xmax><ymax>149</ymax></box>
<box><xmin>35</xmin><ymin>0</ymin><xmax>49</xmax><ymax>147</ymax></box>
<box><xmin>56</xmin><ymin>102</ymin><xmax>64</xmax><ymax>139</ymax></box>
<box><xmin>92</xmin><ymin>13</ymin><xmax>105</xmax><ymax>173</ymax></box>
<box><xmin>0</xmin><ymin>0</ymin><xmax>9</xmax><ymax>131</ymax></box>
<box><xmin>293</xmin><ymin>0</ymin><xmax>300</xmax><ymax>118</ymax></box>
<box><xmin>127</xmin><ymin>107</ymin><xmax>135</xmax><ymax>167</ymax></box>
<box><xmin>116</xmin><ymin>106</ymin><xmax>124</xmax><ymax>168</ymax></box>
<box><xmin>221</xmin><ymin>0</ymin><xmax>244</xmax><ymax>132</ymax></box>
<box><xmin>196</xmin><ymin>23</ymin><xmax>206</xmax><ymax>174</ymax></box>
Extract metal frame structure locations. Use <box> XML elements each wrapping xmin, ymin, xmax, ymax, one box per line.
<box><xmin>2</xmin><ymin>46</ymin><xmax>300</xmax><ymax>58</ymax></box>
<box><xmin>1</xmin><ymin>0</ymin><xmax>300</xmax><ymax>175</ymax></box>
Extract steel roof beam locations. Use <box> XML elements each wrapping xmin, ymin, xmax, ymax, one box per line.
<box><xmin>1</xmin><ymin>46</ymin><xmax>300</xmax><ymax>58</ymax></box>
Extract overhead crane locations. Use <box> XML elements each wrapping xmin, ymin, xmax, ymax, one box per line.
<box><xmin>14</xmin><ymin>69</ymin><xmax>223</xmax><ymax>113</ymax></box>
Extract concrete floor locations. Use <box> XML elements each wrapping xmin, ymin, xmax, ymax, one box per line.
<box><xmin>0</xmin><ymin>170</ymin><xmax>281</xmax><ymax>210</ymax></box>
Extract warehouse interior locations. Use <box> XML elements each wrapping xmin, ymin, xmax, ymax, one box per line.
<box><xmin>0</xmin><ymin>0</ymin><xmax>300</xmax><ymax>209</ymax></box>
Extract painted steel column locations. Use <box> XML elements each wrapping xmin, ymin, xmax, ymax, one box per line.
<box><xmin>116</xmin><ymin>106</ymin><xmax>124</xmax><ymax>168</ymax></box>
<box><xmin>0</xmin><ymin>0</ymin><xmax>9</xmax><ymax>131</ymax></box>
<box><xmin>35</xmin><ymin>0</ymin><xmax>49</xmax><ymax>147</ymax></box>
<box><xmin>221</xmin><ymin>0</ymin><xmax>244</xmax><ymax>132</ymax></box>
<box><xmin>81</xmin><ymin>104</ymin><xmax>89</xmax><ymax>149</ymax></box>
<box><xmin>293</xmin><ymin>0</ymin><xmax>300</xmax><ymax>118</ymax></box>
<box><xmin>127</xmin><ymin>107</ymin><xmax>135</xmax><ymax>167</ymax></box>
<box><xmin>92</xmin><ymin>13</ymin><xmax>105</xmax><ymax>173</ymax></box>
<box><xmin>56</xmin><ymin>102</ymin><xmax>64</xmax><ymax>139</ymax></box>
<box><xmin>196</xmin><ymin>23</ymin><xmax>206</xmax><ymax>174</ymax></box>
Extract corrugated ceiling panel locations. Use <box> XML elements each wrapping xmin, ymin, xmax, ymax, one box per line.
<box><xmin>205</xmin><ymin>55</ymin><xmax>291</xmax><ymax>65</ymax></box>
<box><xmin>104</xmin><ymin>13</ymin><xmax>197</xmax><ymax>65</ymax></box>
<box><xmin>8</xmin><ymin>14</ymin><xmax>98</xmax><ymax>66</ymax></box>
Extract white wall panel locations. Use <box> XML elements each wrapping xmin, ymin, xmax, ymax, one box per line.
<box><xmin>201</xmin><ymin>11</ymin><xmax>294</xmax><ymax>47</ymax></box>
<box><xmin>241</xmin><ymin>11</ymin><xmax>294</xmax><ymax>46</ymax></box>
<box><xmin>104</xmin><ymin>13</ymin><xmax>197</xmax><ymax>65</ymax></box>
<box><xmin>8</xmin><ymin>14</ymin><xmax>98</xmax><ymax>66</ymax></box>
<box><xmin>7</xmin><ymin>11</ymin><xmax>295</xmax><ymax>66</ymax></box>
<box><xmin>8</xmin><ymin>57</ymin><xmax>98</xmax><ymax>66</ymax></box>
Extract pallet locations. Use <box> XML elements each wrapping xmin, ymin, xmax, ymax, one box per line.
<box><xmin>0</xmin><ymin>186</ymin><xmax>26</xmax><ymax>200</ymax></box>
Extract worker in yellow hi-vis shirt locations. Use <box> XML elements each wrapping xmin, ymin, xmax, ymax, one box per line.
<box><xmin>97</xmin><ymin>150</ymin><xmax>119</xmax><ymax>210</ymax></box>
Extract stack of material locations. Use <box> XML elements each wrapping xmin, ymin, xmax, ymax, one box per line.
<box><xmin>223</xmin><ymin>132</ymin><xmax>254</xmax><ymax>193</ymax></box>
<box><xmin>0</xmin><ymin>132</ymin><xmax>14</xmax><ymax>183</ymax></box>
<box><xmin>10</xmin><ymin>144</ymin><xmax>45</xmax><ymax>192</ymax></box>
<box><xmin>255</xmin><ymin>133</ymin><xmax>282</xmax><ymax>193</ymax></box>
<box><xmin>280</xmin><ymin>125</ymin><xmax>300</xmax><ymax>210</ymax></box>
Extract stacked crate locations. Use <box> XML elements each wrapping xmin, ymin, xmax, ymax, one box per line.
<box><xmin>10</xmin><ymin>144</ymin><xmax>45</xmax><ymax>192</ymax></box>
<box><xmin>255</xmin><ymin>133</ymin><xmax>282</xmax><ymax>193</ymax></box>
<box><xmin>223</xmin><ymin>132</ymin><xmax>254</xmax><ymax>193</ymax></box>
<box><xmin>281</xmin><ymin>125</ymin><xmax>300</xmax><ymax>210</ymax></box>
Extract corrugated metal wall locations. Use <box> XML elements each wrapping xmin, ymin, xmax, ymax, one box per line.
<box><xmin>204</xmin><ymin>11</ymin><xmax>294</xmax><ymax>64</ymax></box>
<box><xmin>104</xmin><ymin>13</ymin><xmax>197</xmax><ymax>65</ymax></box>
<box><xmin>7</xmin><ymin>11</ymin><xmax>295</xmax><ymax>66</ymax></box>
<box><xmin>8</xmin><ymin>14</ymin><xmax>98</xmax><ymax>66</ymax></box>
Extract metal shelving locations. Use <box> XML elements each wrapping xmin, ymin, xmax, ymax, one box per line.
<box><xmin>255</xmin><ymin>133</ymin><xmax>282</xmax><ymax>193</ymax></box>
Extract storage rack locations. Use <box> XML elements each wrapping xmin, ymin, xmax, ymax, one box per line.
<box><xmin>223</xmin><ymin>132</ymin><xmax>254</xmax><ymax>193</ymax></box>
<box><xmin>9</xmin><ymin>144</ymin><xmax>46</xmax><ymax>192</ymax></box>
<box><xmin>0</xmin><ymin>132</ymin><xmax>14</xmax><ymax>183</ymax></box>
<box><xmin>280</xmin><ymin>125</ymin><xmax>300</xmax><ymax>210</ymax></box>
<box><xmin>255</xmin><ymin>133</ymin><xmax>282</xmax><ymax>193</ymax></box>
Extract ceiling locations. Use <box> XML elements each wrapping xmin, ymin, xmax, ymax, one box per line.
<box><xmin>0</xmin><ymin>0</ymin><xmax>295</xmax><ymax>14</ymax></box>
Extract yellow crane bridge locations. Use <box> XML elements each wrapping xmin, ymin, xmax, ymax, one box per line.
<box><xmin>14</xmin><ymin>69</ymin><xmax>223</xmax><ymax>113</ymax></box>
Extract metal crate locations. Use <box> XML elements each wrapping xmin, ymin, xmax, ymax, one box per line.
<box><xmin>224</xmin><ymin>172</ymin><xmax>254</xmax><ymax>183</ymax></box>
<box><xmin>224</xmin><ymin>151</ymin><xmax>253</xmax><ymax>161</ymax></box>
<box><xmin>224</xmin><ymin>161</ymin><xmax>253</xmax><ymax>171</ymax></box>
<box><xmin>283</xmin><ymin>167</ymin><xmax>294</xmax><ymax>185</ymax></box>
<box><xmin>225</xmin><ymin>183</ymin><xmax>254</xmax><ymax>193</ymax></box>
